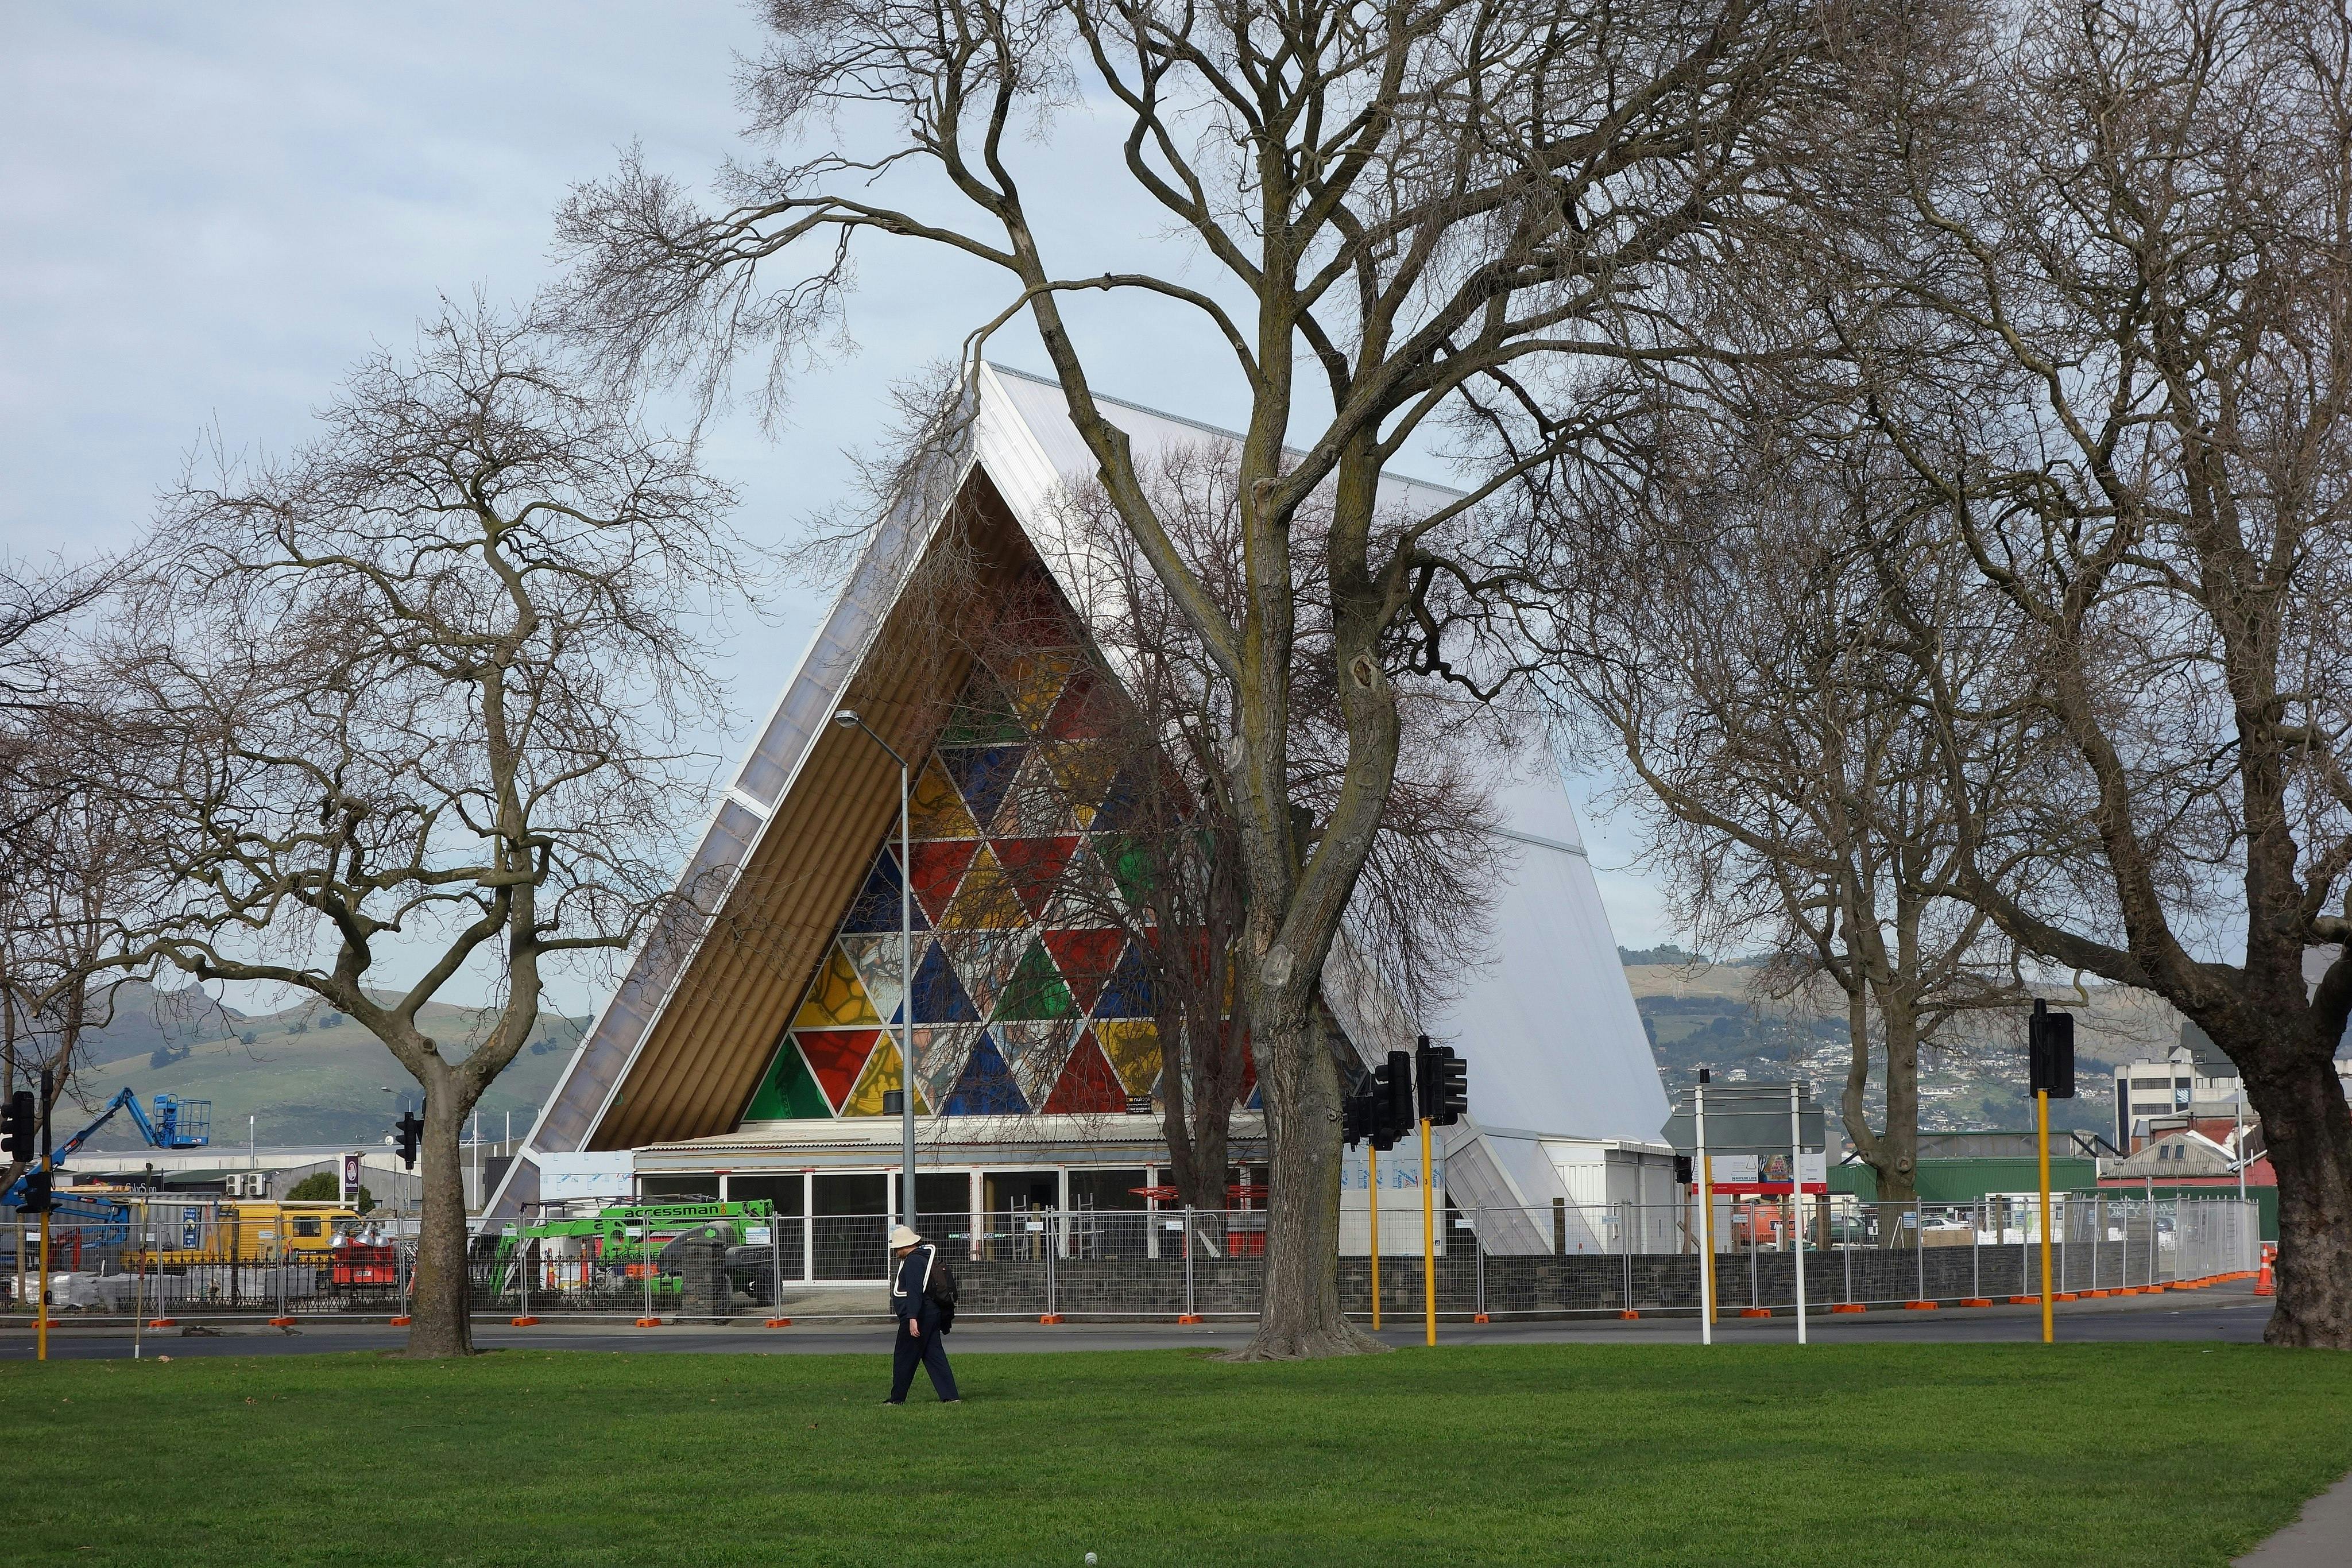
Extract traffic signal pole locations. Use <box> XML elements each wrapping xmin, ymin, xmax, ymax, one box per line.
<box><xmin>1368</xmin><ymin>1143</ymin><xmax>1381</xmax><ymax>1332</ymax></box>
<box><xmin>1419</xmin><ymin>1114</ymin><xmax>1436</xmax><ymax>1348</ymax></box>
<box><xmin>37</xmin><ymin>1066</ymin><xmax>52</xmax><ymax>1362</ymax></box>
<box><xmin>2032</xmin><ymin>1090</ymin><xmax>2051</xmax><ymax>1354</ymax></box>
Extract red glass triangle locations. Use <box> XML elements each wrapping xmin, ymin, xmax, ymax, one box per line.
<box><xmin>1043</xmin><ymin>1028</ymin><xmax>1128</xmax><ymax>1114</ymax></box>
<box><xmin>796</xmin><ymin>1029</ymin><xmax>880</xmax><ymax>1110</ymax></box>
<box><xmin>991</xmin><ymin>835</ymin><xmax>1079</xmax><ymax>922</ymax></box>
<box><xmin>907</xmin><ymin>839</ymin><xmax>980</xmax><ymax>924</ymax></box>
<box><xmin>1041</xmin><ymin>929</ymin><xmax>1124</xmax><ymax>1013</ymax></box>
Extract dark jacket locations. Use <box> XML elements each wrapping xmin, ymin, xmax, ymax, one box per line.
<box><xmin>891</xmin><ymin>1244</ymin><xmax>942</xmax><ymax>1333</ymax></box>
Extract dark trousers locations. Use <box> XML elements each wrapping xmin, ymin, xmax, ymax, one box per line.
<box><xmin>889</xmin><ymin>1322</ymin><xmax>959</xmax><ymax>1402</ymax></box>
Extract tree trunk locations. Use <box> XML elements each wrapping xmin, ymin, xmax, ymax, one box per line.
<box><xmin>1228</xmin><ymin>1007</ymin><xmax>1384</xmax><ymax>1360</ymax></box>
<box><xmin>2239</xmin><ymin>1028</ymin><xmax>2352</xmax><ymax>1348</ymax></box>
<box><xmin>403</xmin><ymin>1091</ymin><xmax>475</xmax><ymax>1358</ymax></box>
<box><xmin>1874</xmin><ymin>1008</ymin><xmax>1921</xmax><ymax>1207</ymax></box>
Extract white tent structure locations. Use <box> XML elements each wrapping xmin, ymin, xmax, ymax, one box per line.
<box><xmin>483</xmin><ymin>365</ymin><xmax>1668</xmax><ymax>1237</ymax></box>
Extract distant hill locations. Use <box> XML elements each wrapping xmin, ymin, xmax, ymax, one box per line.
<box><xmin>59</xmin><ymin>980</ymin><xmax>246</xmax><ymax>1070</ymax></box>
<box><xmin>64</xmin><ymin>997</ymin><xmax>587</xmax><ymax>1153</ymax></box>
<box><xmin>1618</xmin><ymin>961</ymin><xmax>2176</xmax><ymax>1139</ymax></box>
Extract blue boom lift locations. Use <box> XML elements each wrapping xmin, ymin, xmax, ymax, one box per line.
<box><xmin>4</xmin><ymin>1091</ymin><xmax>212</xmax><ymax>1240</ymax></box>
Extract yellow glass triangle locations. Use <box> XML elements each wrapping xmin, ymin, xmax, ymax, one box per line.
<box><xmin>842</xmin><ymin>1037</ymin><xmax>930</xmax><ymax>1116</ymax></box>
<box><xmin>943</xmin><ymin>844</ymin><xmax>1024</xmax><ymax>929</ymax></box>
<box><xmin>1093</xmin><ymin>1019</ymin><xmax>1162</xmax><ymax>1095</ymax></box>
<box><xmin>1003</xmin><ymin>652</ymin><xmax>1074</xmax><ymax>726</ymax></box>
<box><xmin>908</xmin><ymin>757</ymin><xmax>978</xmax><ymax>840</ymax></box>
<box><xmin>791</xmin><ymin>943</ymin><xmax>881</xmax><ymax>1029</ymax></box>
<box><xmin>1045</xmin><ymin>740</ymin><xmax>1113</xmax><ymax>829</ymax></box>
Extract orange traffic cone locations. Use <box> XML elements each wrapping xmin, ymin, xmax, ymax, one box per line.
<box><xmin>2253</xmin><ymin>1244</ymin><xmax>2276</xmax><ymax>1297</ymax></box>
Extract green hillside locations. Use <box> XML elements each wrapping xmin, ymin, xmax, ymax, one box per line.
<box><xmin>69</xmin><ymin>1000</ymin><xmax>586</xmax><ymax>1152</ymax></box>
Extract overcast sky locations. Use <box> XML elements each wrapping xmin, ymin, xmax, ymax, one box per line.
<box><xmin>1</xmin><ymin>2</ymin><xmax>1672</xmax><ymax>1011</ymax></box>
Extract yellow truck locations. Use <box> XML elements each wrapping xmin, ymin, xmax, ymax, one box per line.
<box><xmin>127</xmin><ymin>1200</ymin><xmax>365</xmax><ymax>1267</ymax></box>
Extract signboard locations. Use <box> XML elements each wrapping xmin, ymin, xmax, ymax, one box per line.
<box><xmin>342</xmin><ymin>1153</ymin><xmax>361</xmax><ymax>1203</ymax></box>
<box><xmin>1659</xmin><ymin>1081</ymin><xmax>1827</xmax><ymax>1159</ymax></box>
<box><xmin>1708</xmin><ymin>1151</ymin><xmax>1828</xmax><ymax>1195</ymax></box>
<box><xmin>181</xmin><ymin>1205</ymin><xmax>201</xmax><ymax>1249</ymax></box>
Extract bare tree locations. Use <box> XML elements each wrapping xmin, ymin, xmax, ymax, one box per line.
<box><xmin>102</xmin><ymin>303</ymin><xmax>751</xmax><ymax>1357</ymax></box>
<box><xmin>1548</xmin><ymin>401</ymin><xmax>2040</xmax><ymax>1205</ymax></box>
<box><xmin>1831</xmin><ymin>0</ymin><xmax>2352</xmax><ymax>1344</ymax></box>
<box><xmin>552</xmin><ymin>0</ymin><xmax>1841</xmax><ymax>1358</ymax></box>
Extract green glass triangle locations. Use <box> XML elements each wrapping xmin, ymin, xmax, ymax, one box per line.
<box><xmin>994</xmin><ymin>936</ymin><xmax>1075</xmax><ymax>1021</ymax></box>
<box><xmin>1096</xmin><ymin>832</ymin><xmax>1158</xmax><ymax>904</ymax></box>
<box><xmin>745</xmin><ymin>1037</ymin><xmax>832</xmax><ymax>1120</ymax></box>
<box><xmin>941</xmin><ymin>668</ymin><xmax>1026</xmax><ymax>745</ymax></box>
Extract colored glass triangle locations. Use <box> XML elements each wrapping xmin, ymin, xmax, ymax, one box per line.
<box><xmin>907</xmin><ymin>839</ymin><xmax>979</xmax><ymax>924</ymax></box>
<box><xmin>1093</xmin><ymin>832</ymin><xmax>1158</xmax><ymax>906</ymax></box>
<box><xmin>996</xmin><ymin>1019</ymin><xmax>1078</xmax><ymax>1106</ymax></box>
<box><xmin>938</xmin><ymin>930</ymin><xmax>1023</xmax><ymax>1020</ymax></box>
<box><xmin>941</xmin><ymin>744</ymin><xmax>1025</xmax><ymax>827</ymax></box>
<box><xmin>994</xmin><ymin>935</ymin><xmax>1075</xmax><ymax>1022</ymax></box>
<box><xmin>908</xmin><ymin>938</ymin><xmax>981</xmax><ymax>1024</ymax></box>
<box><xmin>842</xmin><ymin>1037</ymin><xmax>930</xmax><ymax>1116</ymax></box>
<box><xmin>908</xmin><ymin>757</ymin><xmax>979</xmax><ymax>839</ymax></box>
<box><xmin>943</xmin><ymin>1029</ymin><xmax>1030</xmax><ymax>1116</ymax></box>
<box><xmin>991</xmin><ymin>835</ymin><xmax>1079</xmax><ymax>922</ymax></box>
<box><xmin>744</xmin><ymin>1036</ymin><xmax>832</xmax><ymax>1120</ymax></box>
<box><xmin>1042</xmin><ymin>930</ymin><xmax>1124</xmax><ymax>1014</ymax></box>
<box><xmin>1044</xmin><ymin>1028</ymin><xmax>1130</xmax><ymax>1114</ymax></box>
<box><xmin>992</xmin><ymin>750</ymin><xmax>1076</xmax><ymax>839</ymax></box>
<box><xmin>940</xmin><ymin>668</ymin><xmax>1024</xmax><ymax>745</ymax></box>
<box><xmin>837</xmin><ymin>932</ymin><xmax>912</xmax><ymax>1027</ymax></box>
<box><xmin>1045</xmin><ymin>667</ymin><xmax>1117</xmax><ymax>742</ymax></box>
<box><xmin>798</xmin><ymin>1029</ymin><xmax>880</xmax><ymax>1111</ymax></box>
<box><xmin>1090</xmin><ymin>758</ymin><xmax>1149</xmax><ymax>835</ymax></box>
<box><xmin>1093</xmin><ymin>1019</ymin><xmax>1162</xmax><ymax>1097</ymax></box>
<box><xmin>910</xmin><ymin>1024</ymin><xmax>979</xmax><ymax>1109</ymax></box>
<box><xmin>839</xmin><ymin>845</ymin><xmax>927</xmax><ymax>935</ymax></box>
<box><xmin>1001</xmin><ymin>651</ymin><xmax>1074</xmax><ymax>728</ymax></box>
<box><xmin>792</xmin><ymin>943</ymin><xmax>881</xmax><ymax>1029</ymax></box>
<box><xmin>1091</xmin><ymin>941</ymin><xmax>1156</xmax><ymax>1019</ymax></box>
<box><xmin>942</xmin><ymin>843</ymin><xmax>1024</xmax><ymax>930</ymax></box>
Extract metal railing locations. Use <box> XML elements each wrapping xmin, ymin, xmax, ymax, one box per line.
<box><xmin>2</xmin><ymin>1193</ymin><xmax>2261</xmax><ymax>1325</ymax></box>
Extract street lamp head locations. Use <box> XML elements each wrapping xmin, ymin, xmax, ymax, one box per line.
<box><xmin>833</xmin><ymin>708</ymin><xmax>860</xmax><ymax>729</ymax></box>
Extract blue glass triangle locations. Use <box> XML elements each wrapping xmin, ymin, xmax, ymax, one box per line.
<box><xmin>1091</xmin><ymin>942</ymin><xmax>1156</xmax><ymax>1019</ymax></box>
<box><xmin>941</xmin><ymin>744</ymin><xmax>1025</xmax><ymax>828</ymax></box>
<box><xmin>839</xmin><ymin>846</ymin><xmax>927</xmax><ymax>935</ymax></box>
<box><xmin>1090</xmin><ymin>758</ymin><xmax>1147</xmax><ymax>835</ymax></box>
<box><xmin>910</xmin><ymin>939</ymin><xmax>980</xmax><ymax>1024</ymax></box>
<box><xmin>943</xmin><ymin>1029</ymin><xmax>1029</xmax><ymax>1116</ymax></box>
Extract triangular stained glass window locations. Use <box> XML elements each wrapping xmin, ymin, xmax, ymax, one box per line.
<box><xmin>941</xmin><ymin>744</ymin><xmax>1026</xmax><ymax>827</ymax></box>
<box><xmin>938</xmin><ymin>929</ymin><xmax>1024</xmax><ymax>1021</ymax></box>
<box><xmin>995</xmin><ymin>936</ymin><xmax>1075</xmax><ymax>1022</ymax></box>
<box><xmin>991</xmin><ymin>835</ymin><xmax>1079</xmax><ymax>923</ymax></box>
<box><xmin>1001</xmin><ymin>651</ymin><xmax>1074</xmax><ymax>729</ymax></box>
<box><xmin>792</xmin><ymin>943</ymin><xmax>882</xmax><ymax>1029</ymax></box>
<box><xmin>907</xmin><ymin>839</ymin><xmax>979</xmax><ymax>925</ymax></box>
<box><xmin>908</xmin><ymin>939</ymin><xmax>981</xmax><ymax>1024</ymax></box>
<box><xmin>1042</xmin><ymin>929</ymin><xmax>1124</xmax><ymax>1015</ymax></box>
<box><xmin>839</xmin><ymin>846</ymin><xmax>927</xmax><ymax>935</ymax></box>
<box><xmin>744</xmin><ymin>1036</ymin><xmax>831</xmax><ymax>1120</ymax></box>
<box><xmin>1093</xmin><ymin>1019</ymin><xmax>1163</xmax><ymax>1097</ymax></box>
<box><xmin>942</xmin><ymin>843</ymin><xmax>1025</xmax><ymax>930</ymax></box>
<box><xmin>996</xmin><ymin>1019</ymin><xmax>1078</xmax><ymax>1106</ymax></box>
<box><xmin>1090</xmin><ymin>758</ymin><xmax>1150</xmax><ymax>836</ymax></box>
<box><xmin>842</xmin><ymin>1037</ymin><xmax>930</xmax><ymax>1116</ymax></box>
<box><xmin>943</xmin><ymin>1030</ymin><xmax>1030</xmax><ymax>1116</ymax></box>
<box><xmin>1045</xmin><ymin>667</ymin><xmax>1119</xmax><ymax>742</ymax></box>
<box><xmin>1092</xmin><ymin>942</ymin><xmax>1157</xmax><ymax>1019</ymax></box>
<box><xmin>940</xmin><ymin>668</ymin><xmax>1025</xmax><ymax>745</ymax></box>
<box><xmin>992</xmin><ymin>750</ymin><xmax>1076</xmax><ymax>839</ymax></box>
<box><xmin>796</xmin><ymin>1029</ymin><xmax>881</xmax><ymax>1111</ymax></box>
<box><xmin>908</xmin><ymin>757</ymin><xmax>980</xmax><ymax>840</ymax></box>
<box><xmin>1044</xmin><ymin>1028</ymin><xmax>1130</xmax><ymax>1114</ymax></box>
<box><xmin>910</xmin><ymin>1025</ymin><xmax>978</xmax><ymax>1110</ymax></box>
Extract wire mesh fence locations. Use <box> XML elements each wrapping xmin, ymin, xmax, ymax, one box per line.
<box><xmin>2</xmin><ymin>1193</ymin><xmax>2262</xmax><ymax>1325</ymax></box>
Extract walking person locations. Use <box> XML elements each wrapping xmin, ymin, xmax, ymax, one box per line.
<box><xmin>884</xmin><ymin>1224</ymin><xmax>960</xmax><ymax>1405</ymax></box>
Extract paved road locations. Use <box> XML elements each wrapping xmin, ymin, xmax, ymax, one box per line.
<box><xmin>1</xmin><ymin>1280</ymin><xmax>2275</xmax><ymax>1360</ymax></box>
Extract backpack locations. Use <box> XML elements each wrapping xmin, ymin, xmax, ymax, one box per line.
<box><xmin>924</xmin><ymin>1249</ymin><xmax>959</xmax><ymax>1331</ymax></box>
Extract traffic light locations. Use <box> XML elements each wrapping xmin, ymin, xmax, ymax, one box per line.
<box><xmin>1370</xmin><ymin>1051</ymin><xmax>1414</xmax><ymax>1151</ymax></box>
<box><xmin>1672</xmin><ymin>1154</ymin><xmax>1694</xmax><ymax>1186</ymax></box>
<box><xmin>2028</xmin><ymin>1001</ymin><xmax>2075</xmax><ymax>1098</ymax></box>
<box><xmin>1343</xmin><ymin>1080</ymin><xmax>1379</xmax><ymax>1148</ymax></box>
<box><xmin>1</xmin><ymin>1090</ymin><xmax>33</xmax><ymax>1162</ymax></box>
<box><xmin>394</xmin><ymin>1107</ymin><xmax>424</xmax><ymax>1170</ymax></box>
<box><xmin>17</xmin><ymin>1168</ymin><xmax>52</xmax><ymax>1214</ymax></box>
<box><xmin>1415</xmin><ymin>1037</ymin><xmax>1468</xmax><ymax>1126</ymax></box>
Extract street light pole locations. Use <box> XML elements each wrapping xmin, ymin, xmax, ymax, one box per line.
<box><xmin>838</xmin><ymin>709</ymin><xmax>916</xmax><ymax>1230</ymax></box>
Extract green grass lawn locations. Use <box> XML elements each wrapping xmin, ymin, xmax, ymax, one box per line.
<box><xmin>7</xmin><ymin>1343</ymin><xmax>2348</xmax><ymax>1566</ymax></box>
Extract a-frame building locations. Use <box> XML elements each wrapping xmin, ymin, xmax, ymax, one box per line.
<box><xmin>485</xmin><ymin>365</ymin><xmax>1671</xmax><ymax>1250</ymax></box>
